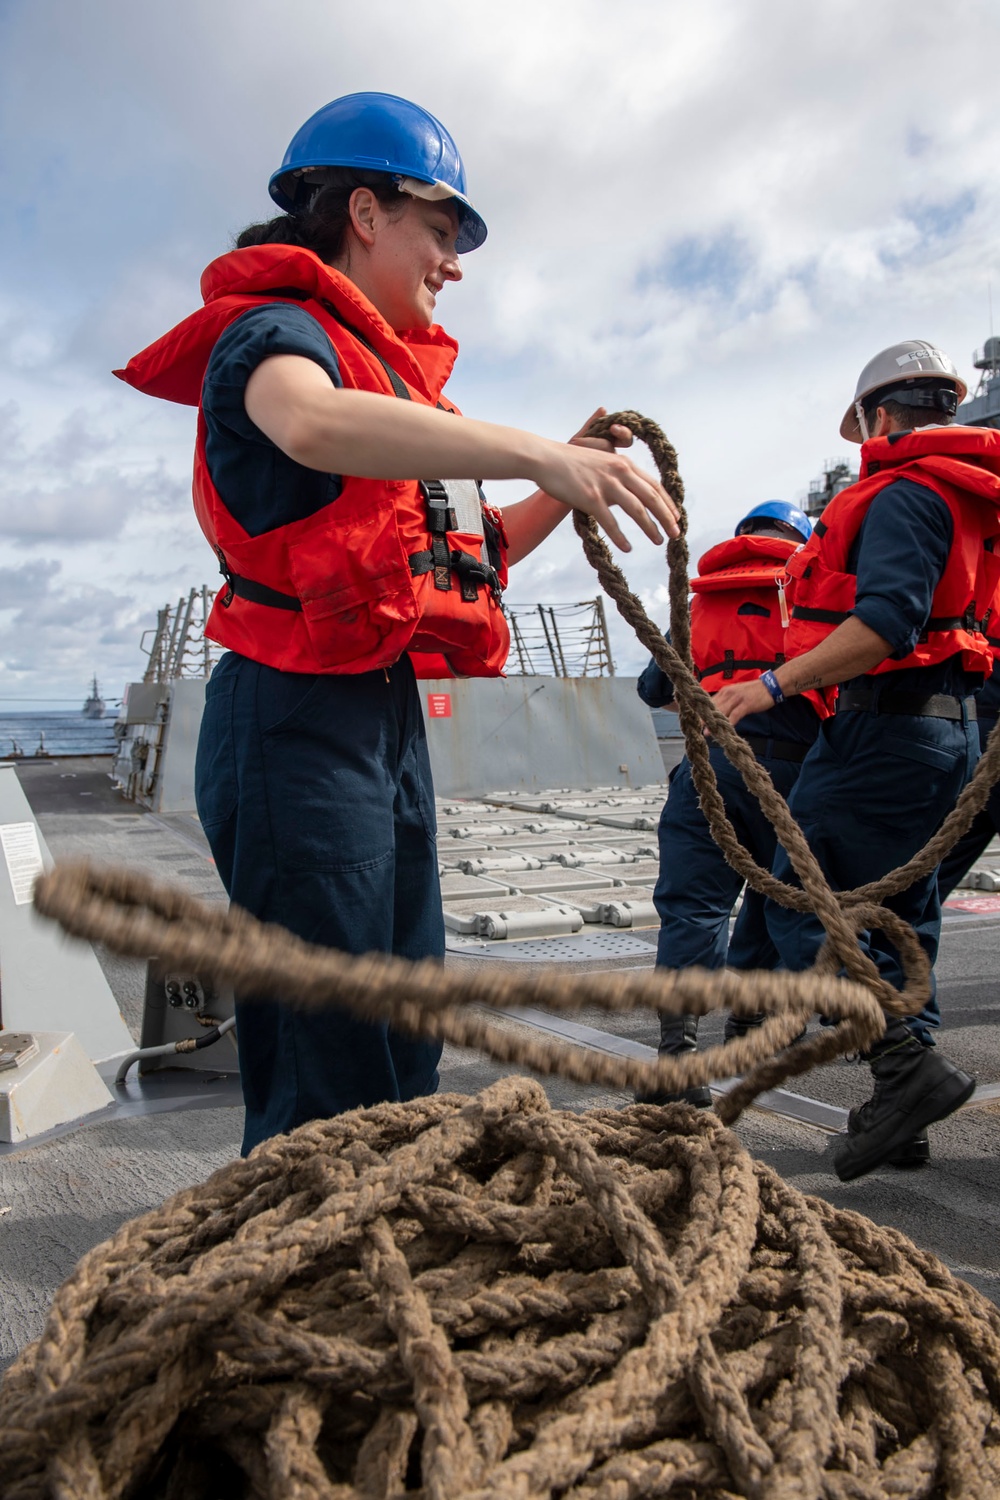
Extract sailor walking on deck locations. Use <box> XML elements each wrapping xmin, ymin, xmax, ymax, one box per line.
<box><xmin>636</xmin><ymin>501</ymin><xmax>822</xmax><ymax>1106</ymax></box>
<box><xmin>715</xmin><ymin>340</ymin><xmax>1000</xmax><ymax>1180</ymax></box>
<box><xmin>115</xmin><ymin>92</ymin><xmax>678</xmax><ymax>1153</ymax></box>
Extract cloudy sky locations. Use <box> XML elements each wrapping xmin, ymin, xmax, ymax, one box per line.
<box><xmin>2</xmin><ymin>0</ymin><xmax>999</xmax><ymax>706</ymax></box>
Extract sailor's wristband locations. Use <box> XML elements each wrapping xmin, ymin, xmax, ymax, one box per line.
<box><xmin>760</xmin><ymin>670</ymin><xmax>785</xmax><ymax>705</ymax></box>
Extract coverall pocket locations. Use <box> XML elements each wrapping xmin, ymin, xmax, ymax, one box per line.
<box><xmin>195</xmin><ymin>673</ymin><xmax>238</xmax><ymax>832</ymax></box>
<box><xmin>258</xmin><ymin>672</ymin><xmax>324</xmax><ymax>737</ymax></box>
<box><xmin>881</xmin><ymin>732</ymin><xmax>961</xmax><ymax>774</ymax></box>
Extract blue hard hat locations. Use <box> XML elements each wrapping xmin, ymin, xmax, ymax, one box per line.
<box><xmin>268</xmin><ymin>91</ymin><xmax>487</xmax><ymax>254</ymax></box>
<box><xmin>736</xmin><ymin>500</ymin><xmax>812</xmax><ymax>542</ymax></box>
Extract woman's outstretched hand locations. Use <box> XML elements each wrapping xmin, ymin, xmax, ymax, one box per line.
<box><xmin>534</xmin><ymin>406</ymin><xmax>680</xmax><ymax>550</ymax></box>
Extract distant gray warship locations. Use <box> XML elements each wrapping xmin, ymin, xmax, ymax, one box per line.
<box><xmin>82</xmin><ymin>675</ymin><xmax>105</xmax><ymax>720</ymax></box>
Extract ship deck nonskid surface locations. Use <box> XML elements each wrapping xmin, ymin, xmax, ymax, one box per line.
<box><xmin>3</xmin><ymin>754</ymin><xmax>1000</xmax><ymax>1371</ymax></box>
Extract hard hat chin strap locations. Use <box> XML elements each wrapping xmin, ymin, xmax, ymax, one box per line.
<box><xmin>856</xmin><ymin>402</ymin><xmax>871</xmax><ymax>442</ymax></box>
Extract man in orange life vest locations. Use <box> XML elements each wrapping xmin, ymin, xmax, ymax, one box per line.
<box><xmin>636</xmin><ymin>500</ymin><xmax>821</xmax><ymax>1106</ymax></box>
<box><xmin>715</xmin><ymin>341</ymin><xmax>1000</xmax><ymax>1181</ymax></box>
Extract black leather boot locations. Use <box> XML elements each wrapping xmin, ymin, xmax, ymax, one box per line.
<box><xmin>635</xmin><ymin>1015</ymin><xmax>712</xmax><ymax>1109</ymax></box>
<box><xmin>846</xmin><ymin>1101</ymin><xmax>929</xmax><ymax>1167</ymax></box>
<box><xmin>833</xmin><ymin>1023</ymin><xmax>974</xmax><ymax>1182</ymax></box>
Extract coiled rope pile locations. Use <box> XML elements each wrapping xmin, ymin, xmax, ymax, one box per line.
<box><xmin>4</xmin><ymin>413</ymin><xmax>1000</xmax><ymax>1498</ymax></box>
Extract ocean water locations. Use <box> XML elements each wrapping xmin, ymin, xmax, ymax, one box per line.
<box><xmin>0</xmin><ymin>711</ymin><xmax>118</xmax><ymax>758</ymax></box>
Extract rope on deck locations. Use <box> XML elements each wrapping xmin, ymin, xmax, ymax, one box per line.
<box><xmin>4</xmin><ymin>412</ymin><xmax>1000</xmax><ymax>1497</ymax></box>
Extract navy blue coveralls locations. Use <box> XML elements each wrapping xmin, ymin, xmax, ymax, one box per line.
<box><xmin>195</xmin><ymin>305</ymin><xmax>444</xmax><ymax>1155</ymax></box>
<box><xmin>764</xmin><ymin>480</ymin><xmax>981</xmax><ymax>1044</ymax></box>
<box><xmin>937</xmin><ymin>662</ymin><xmax>1000</xmax><ymax>901</ymax></box>
<box><xmin>638</xmin><ymin>648</ymin><xmax>820</xmax><ymax>977</ymax></box>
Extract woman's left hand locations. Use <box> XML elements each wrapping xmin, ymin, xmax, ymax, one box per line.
<box><xmin>501</xmin><ymin>405</ymin><xmax>677</xmax><ymax>563</ymax></box>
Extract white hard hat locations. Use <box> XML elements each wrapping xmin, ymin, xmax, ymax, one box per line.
<box><xmin>840</xmin><ymin>340</ymin><xmax>967</xmax><ymax>442</ymax></box>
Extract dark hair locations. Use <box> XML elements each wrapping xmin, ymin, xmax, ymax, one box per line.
<box><xmin>234</xmin><ymin>168</ymin><xmax>406</xmax><ymax>264</ymax></box>
<box><xmin>861</xmin><ymin>381</ymin><xmax>959</xmax><ymax>434</ymax></box>
<box><xmin>738</xmin><ymin>518</ymin><xmax>804</xmax><ymax>541</ymax></box>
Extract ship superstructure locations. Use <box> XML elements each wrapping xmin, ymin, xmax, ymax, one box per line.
<box><xmin>803</xmin><ymin>458</ymin><xmax>858</xmax><ymax>520</ymax></box>
<box><xmin>958</xmin><ymin>336</ymin><xmax>1000</xmax><ymax>429</ymax></box>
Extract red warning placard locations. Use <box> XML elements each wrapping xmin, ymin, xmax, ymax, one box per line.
<box><xmin>427</xmin><ymin>693</ymin><xmax>452</xmax><ymax>719</ymax></box>
<box><xmin>944</xmin><ymin>894</ymin><xmax>1000</xmax><ymax>914</ymax></box>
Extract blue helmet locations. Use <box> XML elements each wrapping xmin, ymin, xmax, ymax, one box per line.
<box><xmin>736</xmin><ymin>500</ymin><xmax>812</xmax><ymax>542</ymax></box>
<box><xmin>268</xmin><ymin>92</ymin><xmax>487</xmax><ymax>254</ymax></box>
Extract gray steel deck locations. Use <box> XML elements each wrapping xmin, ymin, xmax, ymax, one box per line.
<box><xmin>2</xmin><ymin>755</ymin><xmax>999</xmax><ymax>1371</ymax></box>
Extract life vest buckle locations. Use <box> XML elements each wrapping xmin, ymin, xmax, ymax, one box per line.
<box><xmin>420</xmin><ymin>479</ymin><xmax>458</xmax><ymax>534</ymax></box>
<box><xmin>215</xmin><ymin>547</ymin><xmax>235</xmax><ymax>608</ymax></box>
<box><xmin>419</xmin><ymin>479</ymin><xmax>458</xmax><ymax>591</ymax></box>
<box><xmin>450</xmin><ymin>549</ymin><xmax>502</xmax><ymax>604</ymax></box>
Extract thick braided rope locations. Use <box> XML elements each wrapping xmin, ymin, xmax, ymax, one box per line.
<box><xmin>8</xmin><ymin>413</ymin><xmax>1000</xmax><ymax>1497</ymax></box>
<box><xmin>32</xmin><ymin>858</ymin><xmax>883</xmax><ymax>1123</ymax></box>
<box><xmin>3</xmin><ymin>1078</ymin><xmax>999</xmax><ymax>1498</ymax></box>
<box><xmin>577</xmin><ymin>410</ymin><xmax>1000</xmax><ymax>1016</ymax></box>
<box><xmin>27</xmin><ymin>412</ymin><xmax>1000</xmax><ymax>1103</ymax></box>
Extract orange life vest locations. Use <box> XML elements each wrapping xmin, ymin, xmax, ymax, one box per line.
<box><xmin>690</xmin><ymin>535</ymin><xmax>828</xmax><ymax>717</ymax></box>
<box><xmin>784</xmin><ymin>426</ymin><xmax>1000</xmax><ymax>711</ymax></box>
<box><xmin>114</xmin><ymin>245</ymin><xmax>510</xmax><ymax>678</ymax></box>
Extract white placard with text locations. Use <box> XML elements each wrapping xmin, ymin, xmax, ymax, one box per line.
<box><xmin>1</xmin><ymin>822</ymin><xmax>44</xmax><ymax>906</ymax></box>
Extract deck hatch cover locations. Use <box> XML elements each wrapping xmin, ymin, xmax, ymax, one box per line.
<box><xmin>445</xmin><ymin>931</ymin><xmax>657</xmax><ymax>961</ymax></box>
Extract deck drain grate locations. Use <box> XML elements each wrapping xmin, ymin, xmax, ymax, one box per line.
<box><xmin>446</xmin><ymin>931</ymin><xmax>657</xmax><ymax>961</ymax></box>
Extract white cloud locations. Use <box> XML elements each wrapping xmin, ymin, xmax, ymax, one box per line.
<box><xmin>2</xmin><ymin>0</ymin><xmax>1000</xmax><ymax>687</ymax></box>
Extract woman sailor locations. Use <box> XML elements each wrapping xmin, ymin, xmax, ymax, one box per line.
<box><xmin>117</xmin><ymin>91</ymin><xmax>678</xmax><ymax>1152</ymax></box>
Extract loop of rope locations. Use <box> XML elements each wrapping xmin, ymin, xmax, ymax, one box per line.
<box><xmin>7</xmin><ymin>411</ymin><xmax>1000</xmax><ymax>1498</ymax></box>
<box><xmin>577</xmin><ymin>410</ymin><xmax>1000</xmax><ymax>1017</ymax></box>
<box><xmin>31</xmin><ymin>858</ymin><xmax>883</xmax><ymax>1124</ymax></box>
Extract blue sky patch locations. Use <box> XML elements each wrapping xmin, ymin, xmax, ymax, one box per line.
<box><xmin>637</xmin><ymin>231</ymin><xmax>751</xmax><ymax>301</ymax></box>
<box><xmin>906</xmin><ymin>191</ymin><xmax>976</xmax><ymax>244</ymax></box>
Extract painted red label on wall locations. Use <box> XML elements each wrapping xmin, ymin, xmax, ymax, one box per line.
<box><xmin>944</xmin><ymin>894</ymin><xmax>1000</xmax><ymax>914</ymax></box>
<box><xmin>427</xmin><ymin>693</ymin><xmax>452</xmax><ymax>719</ymax></box>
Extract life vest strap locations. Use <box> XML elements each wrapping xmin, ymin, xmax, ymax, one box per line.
<box><xmin>410</xmin><ymin>547</ymin><xmax>502</xmax><ymax>603</ymax></box>
<box><xmin>216</xmin><ymin>546</ymin><xmax>303</xmax><ymax>612</ymax></box>
<box><xmin>697</xmin><ymin>652</ymin><xmax>785</xmax><ymax>681</ymax></box>
<box><xmin>419</xmin><ymin>479</ymin><xmax>457</xmax><ymax>591</ymax></box>
<box><xmin>790</xmin><ymin>605</ymin><xmax>850</xmax><ymax>626</ymax></box>
<box><xmin>795</xmin><ymin>603</ymin><xmax>989</xmax><ymax>637</ymax></box>
<box><xmin>320</xmin><ymin>300</ymin><xmax>414</xmax><ymax>401</ymax></box>
<box><xmin>925</xmin><ymin>604</ymin><xmax>988</xmax><ymax>633</ymax></box>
